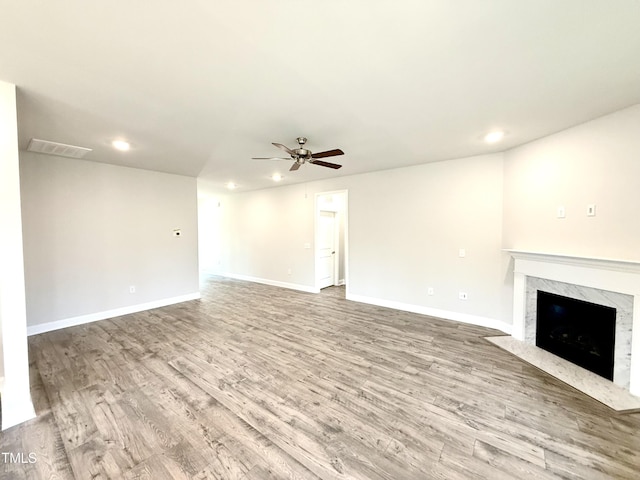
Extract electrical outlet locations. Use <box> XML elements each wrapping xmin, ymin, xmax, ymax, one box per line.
<box><xmin>427</xmin><ymin>287</ymin><xmax>434</xmax><ymax>296</ymax></box>
<box><xmin>458</xmin><ymin>291</ymin><xmax>468</xmax><ymax>300</ymax></box>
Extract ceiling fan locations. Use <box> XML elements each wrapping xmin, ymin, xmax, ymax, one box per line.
<box><xmin>252</xmin><ymin>137</ymin><xmax>344</xmax><ymax>171</ymax></box>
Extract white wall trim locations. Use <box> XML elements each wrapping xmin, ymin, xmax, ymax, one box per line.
<box><xmin>1</xmin><ymin>388</ymin><xmax>36</xmax><ymax>431</ymax></box>
<box><xmin>223</xmin><ymin>273</ymin><xmax>320</xmax><ymax>294</ymax></box>
<box><xmin>1</xmin><ymin>80</ymin><xmax>35</xmax><ymax>431</ymax></box>
<box><xmin>346</xmin><ymin>293</ymin><xmax>512</xmax><ymax>335</ymax></box>
<box><xmin>27</xmin><ymin>292</ymin><xmax>201</xmax><ymax>336</ymax></box>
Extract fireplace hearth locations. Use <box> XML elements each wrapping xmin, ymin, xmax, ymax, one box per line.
<box><xmin>536</xmin><ymin>290</ymin><xmax>616</xmax><ymax>381</ymax></box>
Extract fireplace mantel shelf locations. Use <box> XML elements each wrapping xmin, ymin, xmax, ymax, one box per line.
<box><xmin>503</xmin><ymin>249</ymin><xmax>640</xmax><ymax>273</ymax></box>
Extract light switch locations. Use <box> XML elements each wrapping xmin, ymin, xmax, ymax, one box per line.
<box><xmin>587</xmin><ymin>204</ymin><xmax>596</xmax><ymax>217</ymax></box>
<box><xmin>459</xmin><ymin>249</ymin><xmax>466</xmax><ymax>258</ymax></box>
<box><xmin>557</xmin><ymin>206</ymin><xmax>566</xmax><ymax>218</ymax></box>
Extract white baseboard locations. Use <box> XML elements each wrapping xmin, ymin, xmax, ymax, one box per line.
<box><xmin>26</xmin><ymin>292</ymin><xmax>201</xmax><ymax>336</ymax></box>
<box><xmin>1</xmin><ymin>389</ymin><xmax>35</xmax><ymax>431</ymax></box>
<box><xmin>346</xmin><ymin>293</ymin><xmax>512</xmax><ymax>335</ymax></box>
<box><xmin>223</xmin><ymin>273</ymin><xmax>320</xmax><ymax>294</ymax></box>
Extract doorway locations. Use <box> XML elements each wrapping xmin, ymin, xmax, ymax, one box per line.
<box><xmin>315</xmin><ymin>191</ymin><xmax>347</xmax><ymax>291</ymax></box>
<box><xmin>317</xmin><ymin>210</ymin><xmax>337</xmax><ymax>289</ymax></box>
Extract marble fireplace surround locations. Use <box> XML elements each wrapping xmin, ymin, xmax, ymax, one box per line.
<box><xmin>490</xmin><ymin>250</ymin><xmax>640</xmax><ymax>412</ymax></box>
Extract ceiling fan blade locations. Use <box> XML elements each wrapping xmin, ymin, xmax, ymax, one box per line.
<box><xmin>310</xmin><ymin>160</ymin><xmax>342</xmax><ymax>169</ymax></box>
<box><xmin>251</xmin><ymin>157</ymin><xmax>291</xmax><ymax>160</ymax></box>
<box><xmin>273</xmin><ymin>142</ymin><xmax>294</xmax><ymax>155</ymax></box>
<box><xmin>311</xmin><ymin>148</ymin><xmax>344</xmax><ymax>159</ymax></box>
<box><xmin>289</xmin><ymin>162</ymin><xmax>301</xmax><ymax>171</ymax></box>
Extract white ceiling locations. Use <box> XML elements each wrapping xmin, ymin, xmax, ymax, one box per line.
<box><xmin>2</xmin><ymin>1</ymin><xmax>639</xmax><ymax>192</ymax></box>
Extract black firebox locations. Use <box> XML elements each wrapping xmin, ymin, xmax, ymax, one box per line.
<box><xmin>536</xmin><ymin>291</ymin><xmax>616</xmax><ymax>381</ymax></box>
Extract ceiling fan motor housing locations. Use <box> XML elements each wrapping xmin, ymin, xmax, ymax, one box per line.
<box><xmin>295</xmin><ymin>148</ymin><xmax>312</xmax><ymax>159</ymax></box>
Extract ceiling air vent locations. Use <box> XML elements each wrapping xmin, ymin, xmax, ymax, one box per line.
<box><xmin>27</xmin><ymin>138</ymin><xmax>92</xmax><ymax>159</ymax></box>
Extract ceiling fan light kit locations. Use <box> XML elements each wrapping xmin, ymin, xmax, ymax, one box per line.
<box><xmin>252</xmin><ymin>137</ymin><xmax>344</xmax><ymax>172</ymax></box>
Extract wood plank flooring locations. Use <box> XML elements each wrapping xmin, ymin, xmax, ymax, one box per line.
<box><xmin>2</xmin><ymin>276</ymin><xmax>640</xmax><ymax>479</ymax></box>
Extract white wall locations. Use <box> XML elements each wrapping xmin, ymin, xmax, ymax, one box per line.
<box><xmin>223</xmin><ymin>183</ymin><xmax>318</xmax><ymax>289</ymax></box>
<box><xmin>197</xmin><ymin>182</ymin><xmax>227</xmax><ymax>275</ymax></box>
<box><xmin>346</xmin><ymin>154</ymin><xmax>506</xmax><ymax>327</ymax></box>
<box><xmin>222</xmin><ymin>154</ymin><xmax>508</xmax><ymax>329</ymax></box>
<box><xmin>0</xmin><ymin>80</ymin><xmax>35</xmax><ymax>430</ymax></box>
<box><xmin>20</xmin><ymin>153</ymin><xmax>200</xmax><ymax>329</ymax></box>
<box><xmin>503</xmin><ymin>104</ymin><xmax>640</xmax><ymax>260</ymax></box>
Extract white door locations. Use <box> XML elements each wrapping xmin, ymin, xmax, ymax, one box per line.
<box><xmin>317</xmin><ymin>211</ymin><xmax>336</xmax><ymax>289</ymax></box>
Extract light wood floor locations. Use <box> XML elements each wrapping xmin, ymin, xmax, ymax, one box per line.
<box><xmin>2</xmin><ymin>276</ymin><xmax>640</xmax><ymax>479</ymax></box>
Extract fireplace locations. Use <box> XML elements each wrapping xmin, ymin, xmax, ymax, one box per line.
<box><xmin>536</xmin><ymin>290</ymin><xmax>616</xmax><ymax>381</ymax></box>
<box><xmin>501</xmin><ymin>249</ymin><xmax>640</xmax><ymax>409</ymax></box>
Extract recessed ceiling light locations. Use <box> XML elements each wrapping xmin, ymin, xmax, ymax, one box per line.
<box><xmin>112</xmin><ymin>140</ymin><xmax>130</xmax><ymax>151</ymax></box>
<box><xmin>484</xmin><ymin>131</ymin><xmax>505</xmax><ymax>143</ymax></box>
<box><xmin>226</xmin><ymin>182</ymin><xmax>237</xmax><ymax>190</ymax></box>
<box><xmin>272</xmin><ymin>173</ymin><xmax>283</xmax><ymax>182</ymax></box>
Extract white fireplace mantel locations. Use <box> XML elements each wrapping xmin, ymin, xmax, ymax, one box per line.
<box><xmin>504</xmin><ymin>249</ymin><xmax>640</xmax><ymax>399</ymax></box>
<box><xmin>506</xmin><ymin>249</ymin><xmax>640</xmax><ymax>292</ymax></box>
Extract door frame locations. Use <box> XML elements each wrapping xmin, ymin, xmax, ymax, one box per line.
<box><xmin>314</xmin><ymin>190</ymin><xmax>348</xmax><ymax>292</ymax></box>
